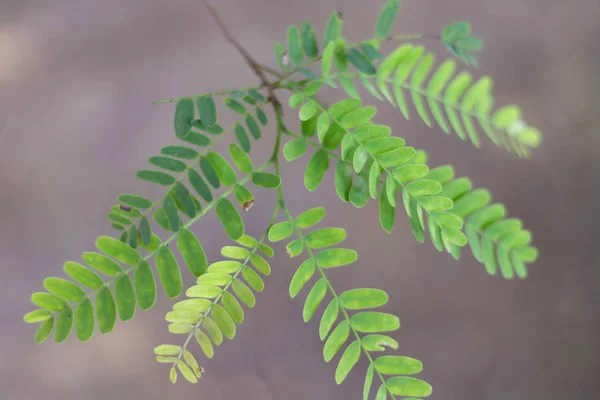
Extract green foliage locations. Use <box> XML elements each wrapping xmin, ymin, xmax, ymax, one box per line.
<box><xmin>271</xmin><ymin>207</ymin><xmax>432</xmax><ymax>395</ymax></box>
<box><xmin>24</xmin><ymin>1</ymin><xmax>542</xmax><ymax>398</ymax></box>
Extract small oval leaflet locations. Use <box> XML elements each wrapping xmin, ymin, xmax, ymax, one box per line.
<box><xmin>351</xmin><ymin>311</ymin><xmax>400</xmax><ymax>333</ymax></box>
<box><xmin>317</xmin><ymin>248</ymin><xmax>358</xmax><ymax>268</ymax></box>
<box><xmin>177</xmin><ymin>229</ymin><xmax>208</xmax><ymax>277</ymax></box>
<box><xmin>75</xmin><ymin>298</ymin><xmax>95</xmax><ymax>342</ymax></box>
<box><xmin>156</xmin><ymin>246</ymin><xmax>183</xmax><ymax>298</ymax></box>
<box><xmin>96</xmin><ymin>236</ymin><xmax>140</xmax><ymax>265</ymax></box>
<box><xmin>289</xmin><ymin>259</ymin><xmax>315</xmax><ymax>298</ymax></box>
<box><xmin>174</xmin><ymin>98</ymin><xmax>195</xmax><ymax>138</ymax></box>
<box><xmin>252</xmin><ymin>172</ymin><xmax>281</xmax><ymax>189</ymax></box>
<box><xmin>339</xmin><ymin>288</ymin><xmax>388</xmax><ymax>310</ymax></box>
<box><xmin>216</xmin><ymin>198</ymin><xmax>245</xmax><ymax>240</ymax></box>
<box><xmin>295</xmin><ymin>207</ymin><xmax>326</xmax><ymax>229</ymax></box>
<box><xmin>374</xmin><ymin>355</ymin><xmax>423</xmax><ymax>375</ymax></box>
<box><xmin>386</xmin><ymin>376</ymin><xmax>432</xmax><ymax>397</ymax></box>
<box><xmin>134</xmin><ymin>261</ymin><xmax>157</xmax><ymax>310</ymax></box>
<box><xmin>303</xmin><ymin>278</ymin><xmax>327</xmax><ymax>322</ymax></box>
<box><xmin>96</xmin><ymin>286</ymin><xmax>117</xmax><ymax>334</ymax></box>
<box><xmin>268</xmin><ymin>221</ymin><xmax>293</xmax><ymax>242</ymax></box>
<box><xmin>305</xmin><ymin>227</ymin><xmax>347</xmax><ymax>249</ymax></box>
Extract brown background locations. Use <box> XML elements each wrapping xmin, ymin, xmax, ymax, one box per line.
<box><xmin>1</xmin><ymin>0</ymin><xmax>599</xmax><ymax>399</ymax></box>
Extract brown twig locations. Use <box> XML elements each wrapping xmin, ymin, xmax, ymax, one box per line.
<box><xmin>202</xmin><ymin>0</ymin><xmax>280</xmax><ymax>107</ymax></box>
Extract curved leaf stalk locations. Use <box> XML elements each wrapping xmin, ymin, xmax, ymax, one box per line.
<box><xmin>280</xmin><ymin>205</ymin><xmax>404</xmax><ymax>399</ymax></box>
<box><xmin>114</xmin><ymin>99</ymin><xmax>269</xmax><ymax>233</ymax></box>
<box><xmin>167</xmin><ymin>204</ymin><xmax>280</xmax><ymax>380</ymax></box>
<box><xmin>154</xmin><ymin>85</ymin><xmax>266</xmax><ymax>105</ymax></box>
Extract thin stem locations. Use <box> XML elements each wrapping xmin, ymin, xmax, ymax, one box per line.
<box><xmin>202</xmin><ymin>0</ymin><xmax>280</xmax><ymax>106</ymax></box>
<box><xmin>154</xmin><ymin>85</ymin><xmax>264</xmax><ymax>104</ymax></box>
<box><xmin>258</xmin><ymin>64</ymin><xmax>284</xmax><ymax>79</ymax></box>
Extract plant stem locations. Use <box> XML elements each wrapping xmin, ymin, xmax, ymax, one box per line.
<box><xmin>153</xmin><ymin>85</ymin><xmax>265</xmax><ymax>104</ymax></box>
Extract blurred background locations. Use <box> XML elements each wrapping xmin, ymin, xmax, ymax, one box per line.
<box><xmin>1</xmin><ymin>0</ymin><xmax>599</xmax><ymax>399</ymax></box>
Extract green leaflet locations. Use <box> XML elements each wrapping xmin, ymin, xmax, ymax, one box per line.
<box><xmin>234</xmin><ymin>124</ymin><xmax>251</xmax><ymax>153</ymax></box>
<box><xmin>174</xmin><ymin>98</ymin><xmax>195</xmax><ymax>138</ymax></box>
<box><xmin>323</xmin><ymin>320</ymin><xmax>349</xmax><ymax>362</ymax></box>
<box><xmin>305</xmin><ymin>227</ymin><xmax>347</xmax><ymax>249</ymax></box>
<box><xmin>339</xmin><ymin>288</ymin><xmax>388</xmax><ymax>310</ymax></box>
<box><xmin>139</xmin><ymin>217</ymin><xmax>152</xmax><ymax>247</ymax></box>
<box><xmin>324</xmin><ymin>12</ymin><xmax>342</xmax><ymax>45</ymax></box>
<box><xmin>221</xmin><ymin>246</ymin><xmax>249</xmax><ymax>260</ymax></box>
<box><xmin>386</xmin><ymin>376</ymin><xmax>432</xmax><ymax>397</ymax></box>
<box><xmin>63</xmin><ymin>262</ymin><xmax>103</xmax><ymax>289</ymax></box>
<box><xmin>234</xmin><ymin>185</ymin><xmax>254</xmax><ymax>210</ymax></box>
<box><xmin>319</xmin><ymin>299</ymin><xmax>339</xmax><ymax>340</ymax></box>
<box><xmin>233</xmin><ymin>279</ymin><xmax>256</xmax><ymax>307</ymax></box>
<box><xmin>243</xmin><ymin>266</ymin><xmax>265</xmax><ymax>292</ymax></box>
<box><xmin>119</xmin><ymin>194</ymin><xmax>152</xmax><ymax>209</ymax></box>
<box><xmin>250</xmin><ymin>254</ymin><xmax>271</xmax><ymax>275</ymax></box>
<box><xmin>335</xmin><ymin>340</ymin><xmax>361</xmax><ymax>384</ymax></box>
<box><xmin>301</xmin><ymin>22</ymin><xmax>319</xmax><ymax>58</ymax></box>
<box><xmin>252</xmin><ymin>172</ymin><xmax>281</xmax><ymax>189</ymax></box>
<box><xmin>82</xmin><ymin>251</ymin><xmax>123</xmax><ymax>276</ymax></box>
<box><xmin>196</xmin><ymin>96</ymin><xmax>217</xmax><ymax>126</ymax></box>
<box><xmin>346</xmin><ymin>49</ymin><xmax>376</xmax><ymax>75</ymax></box>
<box><xmin>305</xmin><ymin>150</ymin><xmax>329</xmax><ymax>192</ymax></box>
<box><xmin>173</xmin><ymin>182</ymin><xmax>196</xmax><ymax>218</ymax></box>
<box><xmin>283</xmin><ymin>139</ymin><xmax>307</xmax><ymax>161</ymax></box>
<box><xmin>303</xmin><ymin>278</ymin><xmax>327</xmax><ymax>322</ymax></box>
<box><xmin>364</xmin><ymin>364</ymin><xmax>374</xmax><ymax>400</ymax></box>
<box><xmin>374</xmin><ymin>355</ymin><xmax>423</xmax><ymax>375</ymax></box>
<box><xmin>351</xmin><ymin>312</ymin><xmax>400</xmax><ymax>333</ymax></box>
<box><xmin>43</xmin><ymin>277</ymin><xmax>85</xmax><ymax>302</ymax></box>
<box><xmin>206</xmin><ymin>152</ymin><xmax>237</xmax><ymax>186</ymax></box>
<box><xmin>134</xmin><ymin>261</ymin><xmax>157</xmax><ymax>310</ymax></box>
<box><xmin>199</xmin><ymin>156</ymin><xmax>221</xmax><ymax>189</ymax></box>
<box><xmin>212</xmin><ymin>304</ymin><xmax>236</xmax><ymax>339</ymax></box>
<box><xmin>289</xmin><ymin>259</ymin><xmax>315</xmax><ymax>298</ymax></box>
<box><xmin>161</xmin><ymin>145</ymin><xmax>199</xmax><ymax>160</ymax></box>
<box><xmin>115</xmin><ymin>274</ymin><xmax>136</xmax><ymax>321</ymax></box>
<box><xmin>96</xmin><ymin>236</ymin><xmax>140</xmax><ymax>265</ymax></box>
<box><xmin>222</xmin><ymin>292</ymin><xmax>244</xmax><ymax>324</ymax></box>
<box><xmin>35</xmin><ymin>317</ymin><xmax>54</xmax><ymax>344</ymax></box>
<box><xmin>96</xmin><ymin>286</ymin><xmax>117</xmax><ymax>334</ymax></box>
<box><xmin>223</xmin><ymin>98</ymin><xmax>246</xmax><ymax>114</ymax></box>
<box><xmin>317</xmin><ymin>248</ymin><xmax>358</xmax><ymax>268</ymax></box>
<box><xmin>137</xmin><ymin>170</ymin><xmax>176</xmax><ymax>186</ymax></box>
<box><xmin>163</xmin><ymin>197</ymin><xmax>180</xmax><ymax>231</ymax></box>
<box><xmin>23</xmin><ymin>309</ymin><xmax>53</xmax><ymax>323</ymax></box>
<box><xmin>375</xmin><ymin>0</ymin><xmax>400</xmax><ymax>38</ymax></box>
<box><xmin>150</xmin><ymin>156</ymin><xmax>186</xmax><ymax>172</ymax></box>
<box><xmin>295</xmin><ymin>207</ymin><xmax>326</xmax><ymax>229</ymax></box>
<box><xmin>195</xmin><ymin>329</ymin><xmax>214</xmax><ymax>358</ymax></box>
<box><xmin>216</xmin><ymin>198</ymin><xmax>244</xmax><ymax>240</ymax></box>
<box><xmin>188</xmin><ymin>169</ymin><xmax>213</xmax><ymax>202</ymax></box>
<box><xmin>287</xmin><ymin>25</ymin><xmax>304</xmax><ymax>66</ymax></box>
<box><xmin>335</xmin><ymin>162</ymin><xmax>353</xmax><ymax>202</ymax></box>
<box><xmin>268</xmin><ymin>221</ymin><xmax>293</xmax><ymax>242</ymax></box>
<box><xmin>286</xmin><ymin>239</ymin><xmax>304</xmax><ymax>258</ymax></box>
<box><xmin>177</xmin><ymin>229</ymin><xmax>208</xmax><ymax>277</ymax></box>
<box><xmin>362</xmin><ymin>334</ymin><xmax>399</xmax><ymax>352</ymax></box>
<box><xmin>156</xmin><ymin>246</ymin><xmax>183</xmax><ymax>298</ymax></box>
<box><xmin>54</xmin><ymin>306</ymin><xmax>73</xmax><ymax>343</ymax></box>
<box><xmin>75</xmin><ymin>298</ymin><xmax>94</xmax><ymax>342</ymax></box>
